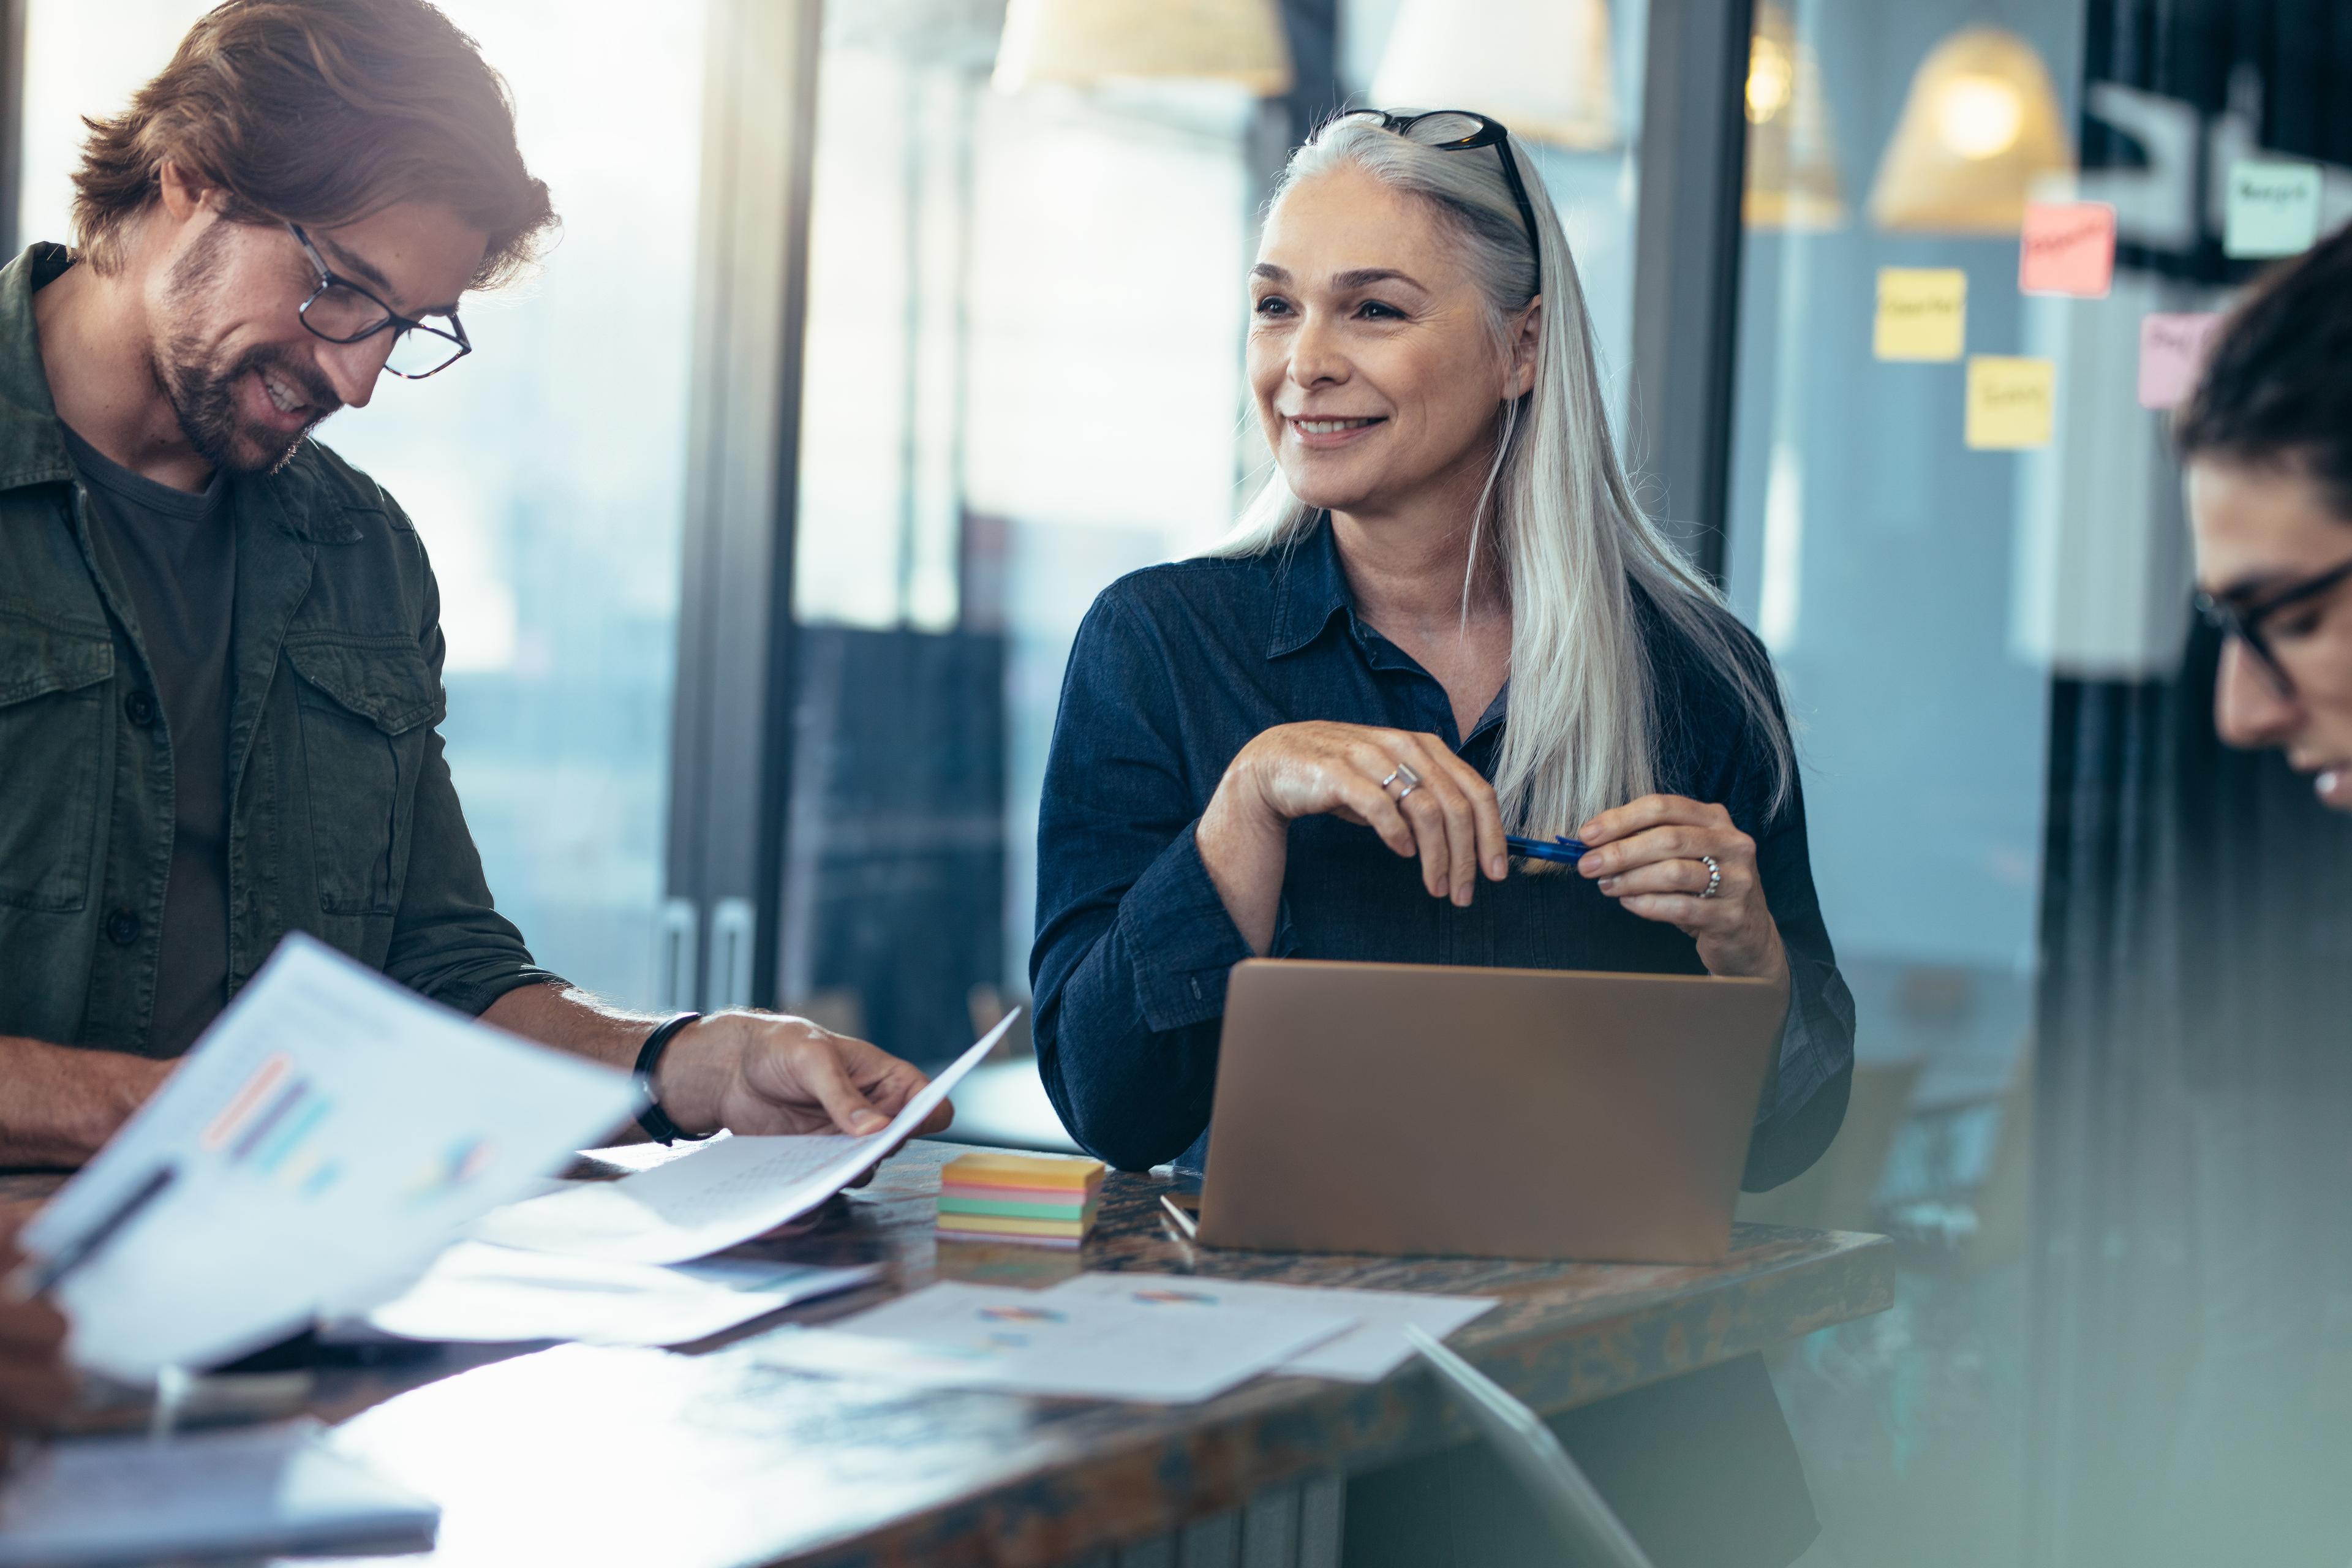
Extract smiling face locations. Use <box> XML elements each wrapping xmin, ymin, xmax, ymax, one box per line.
<box><xmin>1247</xmin><ymin>163</ymin><xmax>1535</xmax><ymax>527</ymax></box>
<box><xmin>2188</xmin><ymin>457</ymin><xmax>2352</xmax><ymax>808</ymax></box>
<box><xmin>141</xmin><ymin>191</ymin><xmax>486</xmax><ymax>474</ymax></box>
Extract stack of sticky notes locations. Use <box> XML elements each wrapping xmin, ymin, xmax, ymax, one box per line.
<box><xmin>937</xmin><ymin>1151</ymin><xmax>1106</xmax><ymax>1249</ymax></box>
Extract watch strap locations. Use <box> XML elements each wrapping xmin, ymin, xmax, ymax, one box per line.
<box><xmin>633</xmin><ymin>1012</ymin><xmax>714</xmax><ymax>1145</ymax></box>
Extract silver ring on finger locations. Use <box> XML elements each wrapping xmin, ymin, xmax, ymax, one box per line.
<box><xmin>1380</xmin><ymin>762</ymin><xmax>1421</xmax><ymax>796</ymax></box>
<box><xmin>1698</xmin><ymin>854</ymin><xmax>1722</xmax><ymax>899</ymax></box>
<box><xmin>1395</xmin><ymin>781</ymin><xmax>1422</xmax><ymax>803</ymax></box>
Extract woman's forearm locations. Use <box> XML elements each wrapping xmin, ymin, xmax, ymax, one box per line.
<box><xmin>1196</xmin><ymin>786</ymin><xmax>1290</xmax><ymax>954</ymax></box>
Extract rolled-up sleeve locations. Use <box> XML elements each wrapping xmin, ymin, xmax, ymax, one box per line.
<box><xmin>385</xmin><ymin>564</ymin><xmax>565</xmax><ymax>1017</ymax></box>
<box><xmin>1031</xmin><ymin>593</ymin><xmax>1250</xmax><ymax>1170</ymax></box>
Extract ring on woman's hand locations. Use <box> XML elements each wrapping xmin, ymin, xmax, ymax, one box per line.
<box><xmin>1698</xmin><ymin>854</ymin><xmax>1722</xmax><ymax>899</ymax></box>
<box><xmin>1380</xmin><ymin>763</ymin><xmax>1421</xmax><ymax>796</ymax></box>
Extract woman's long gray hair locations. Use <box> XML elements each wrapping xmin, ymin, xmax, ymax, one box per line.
<box><xmin>1211</xmin><ymin>112</ymin><xmax>1793</xmax><ymax>837</ymax></box>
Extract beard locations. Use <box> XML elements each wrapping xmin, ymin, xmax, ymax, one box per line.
<box><xmin>151</xmin><ymin>226</ymin><xmax>342</xmax><ymax>476</ymax></box>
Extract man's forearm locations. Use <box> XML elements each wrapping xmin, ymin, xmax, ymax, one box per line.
<box><xmin>480</xmin><ymin>982</ymin><xmax>657</xmax><ymax>1072</ymax></box>
<box><xmin>0</xmin><ymin>1037</ymin><xmax>174</xmax><ymax>1169</ymax></box>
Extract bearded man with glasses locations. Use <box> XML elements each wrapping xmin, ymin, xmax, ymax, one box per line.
<box><xmin>0</xmin><ymin>0</ymin><xmax>946</xmax><ymax>1448</ymax></box>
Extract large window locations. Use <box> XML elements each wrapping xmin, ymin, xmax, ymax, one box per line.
<box><xmin>18</xmin><ymin>0</ymin><xmax>710</xmax><ymax>1009</ymax></box>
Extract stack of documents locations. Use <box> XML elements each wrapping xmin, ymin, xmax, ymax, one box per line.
<box><xmin>337</xmin><ymin>1245</ymin><xmax>883</xmax><ymax>1349</ymax></box>
<box><xmin>468</xmin><ymin>1015</ymin><xmax>1014</xmax><ymax>1266</ymax></box>
<box><xmin>755</xmin><ymin>1281</ymin><xmax>1352</xmax><ymax>1403</ymax></box>
<box><xmin>1045</xmin><ymin>1273</ymin><xmax>1498</xmax><ymax>1382</ymax></box>
<box><xmin>935</xmin><ymin>1151</ymin><xmax>1105</xmax><ymax>1248</ymax></box>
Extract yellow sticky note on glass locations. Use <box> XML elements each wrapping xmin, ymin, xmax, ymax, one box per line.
<box><xmin>1875</xmin><ymin>269</ymin><xmax>1967</xmax><ymax>361</ymax></box>
<box><xmin>2225</xmin><ymin>160</ymin><xmax>2322</xmax><ymax>258</ymax></box>
<box><xmin>1966</xmin><ymin>356</ymin><xmax>2055</xmax><ymax>450</ymax></box>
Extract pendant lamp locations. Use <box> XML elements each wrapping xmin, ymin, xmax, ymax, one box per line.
<box><xmin>1743</xmin><ymin>0</ymin><xmax>1845</xmax><ymax>228</ymax></box>
<box><xmin>1869</xmin><ymin>27</ymin><xmax>2073</xmax><ymax>233</ymax></box>
<box><xmin>1371</xmin><ymin>0</ymin><xmax>1616</xmax><ymax>149</ymax></box>
<box><xmin>993</xmin><ymin>0</ymin><xmax>1293</xmax><ymax>96</ymax></box>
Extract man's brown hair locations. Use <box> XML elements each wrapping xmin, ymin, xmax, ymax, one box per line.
<box><xmin>71</xmin><ymin>0</ymin><xmax>555</xmax><ymax>287</ymax></box>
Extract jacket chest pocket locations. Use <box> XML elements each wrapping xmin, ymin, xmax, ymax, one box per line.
<box><xmin>0</xmin><ymin>614</ymin><xmax>112</xmax><ymax>912</ymax></box>
<box><xmin>284</xmin><ymin>638</ymin><xmax>443</xmax><ymax>917</ymax></box>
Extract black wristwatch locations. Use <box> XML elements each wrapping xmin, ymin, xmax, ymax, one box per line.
<box><xmin>633</xmin><ymin>1012</ymin><xmax>715</xmax><ymax>1145</ymax></box>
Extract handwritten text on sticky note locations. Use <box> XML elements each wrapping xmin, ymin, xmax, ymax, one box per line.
<box><xmin>2019</xmin><ymin>202</ymin><xmax>2117</xmax><ymax>298</ymax></box>
<box><xmin>2137</xmin><ymin>313</ymin><xmax>2222</xmax><ymax>410</ymax></box>
<box><xmin>1875</xmin><ymin>269</ymin><xmax>1967</xmax><ymax>361</ymax></box>
<box><xmin>1967</xmin><ymin>356</ymin><xmax>2056</xmax><ymax>450</ymax></box>
<box><xmin>2224</xmin><ymin>160</ymin><xmax>2322</xmax><ymax>258</ymax></box>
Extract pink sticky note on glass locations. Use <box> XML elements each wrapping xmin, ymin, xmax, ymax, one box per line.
<box><xmin>2019</xmin><ymin>202</ymin><xmax>2117</xmax><ymax>298</ymax></box>
<box><xmin>2138</xmin><ymin>312</ymin><xmax>2222</xmax><ymax>410</ymax></box>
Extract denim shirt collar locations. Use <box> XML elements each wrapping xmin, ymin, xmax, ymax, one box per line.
<box><xmin>1265</xmin><ymin>514</ymin><xmax>1356</xmax><ymax>660</ymax></box>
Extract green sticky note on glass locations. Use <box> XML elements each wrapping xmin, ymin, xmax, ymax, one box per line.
<box><xmin>2225</xmin><ymin>160</ymin><xmax>2322</xmax><ymax>258</ymax></box>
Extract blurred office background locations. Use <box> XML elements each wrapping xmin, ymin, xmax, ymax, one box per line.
<box><xmin>10</xmin><ymin>0</ymin><xmax>2351</xmax><ymax>1561</ymax></box>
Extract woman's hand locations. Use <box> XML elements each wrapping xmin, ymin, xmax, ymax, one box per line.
<box><xmin>1575</xmin><ymin>794</ymin><xmax>1789</xmax><ymax>985</ymax></box>
<box><xmin>1220</xmin><ymin>722</ymin><xmax>1509</xmax><ymax>902</ymax></box>
<box><xmin>1198</xmin><ymin>722</ymin><xmax>1507</xmax><ymax>954</ymax></box>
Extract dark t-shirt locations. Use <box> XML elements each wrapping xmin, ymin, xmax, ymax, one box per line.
<box><xmin>61</xmin><ymin>423</ymin><xmax>234</xmax><ymax>1055</ymax></box>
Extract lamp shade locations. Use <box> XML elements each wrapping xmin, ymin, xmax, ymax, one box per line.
<box><xmin>1743</xmin><ymin>0</ymin><xmax>1844</xmax><ymax>228</ymax></box>
<box><xmin>993</xmin><ymin>0</ymin><xmax>1293</xmax><ymax>96</ymax></box>
<box><xmin>1869</xmin><ymin>27</ymin><xmax>2073</xmax><ymax>233</ymax></box>
<box><xmin>1371</xmin><ymin>0</ymin><xmax>1615</xmax><ymax>150</ymax></box>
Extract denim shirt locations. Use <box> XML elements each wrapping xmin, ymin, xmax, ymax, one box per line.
<box><xmin>0</xmin><ymin>244</ymin><xmax>559</xmax><ymax>1055</ymax></box>
<box><xmin>1031</xmin><ymin>519</ymin><xmax>1854</xmax><ymax>1185</ymax></box>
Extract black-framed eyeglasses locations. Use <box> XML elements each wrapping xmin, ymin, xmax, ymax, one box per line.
<box><xmin>2193</xmin><ymin>552</ymin><xmax>2352</xmax><ymax>698</ymax></box>
<box><xmin>288</xmin><ymin>223</ymin><xmax>471</xmax><ymax>380</ymax></box>
<box><xmin>1333</xmin><ymin>109</ymin><xmax>1544</xmax><ymax>294</ymax></box>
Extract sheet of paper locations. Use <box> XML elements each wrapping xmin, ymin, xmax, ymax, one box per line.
<box><xmin>1046</xmin><ymin>1273</ymin><xmax>1498</xmax><ymax>1383</ymax></box>
<box><xmin>21</xmin><ymin>937</ymin><xmax>641</xmax><ymax>1381</ymax></box>
<box><xmin>2018</xmin><ymin>201</ymin><xmax>2116</xmax><ymax>297</ymax></box>
<box><xmin>1873</xmin><ymin>268</ymin><xmax>1966</xmax><ymax>361</ymax></box>
<box><xmin>2137</xmin><ymin>312</ymin><xmax>2222</xmax><ymax>410</ymax></box>
<box><xmin>752</xmin><ymin>1281</ymin><xmax>1355</xmax><ymax>1404</ymax></box>
<box><xmin>2224</xmin><ymin>159</ymin><xmax>2322</xmax><ymax>258</ymax></box>
<box><xmin>469</xmin><ymin>1014</ymin><xmax>1016</xmax><ymax>1264</ymax></box>
<box><xmin>1965</xmin><ymin>356</ymin><xmax>2056</xmax><ymax>450</ymax></box>
<box><xmin>0</xmin><ymin>1419</ymin><xmax>437</xmax><ymax>1567</ymax></box>
<box><xmin>349</xmin><ymin>1242</ymin><xmax>882</xmax><ymax>1348</ymax></box>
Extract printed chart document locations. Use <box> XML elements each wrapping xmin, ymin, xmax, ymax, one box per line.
<box><xmin>471</xmin><ymin>1014</ymin><xmax>1016</xmax><ymax>1264</ymax></box>
<box><xmin>752</xmin><ymin>1281</ymin><xmax>1355</xmax><ymax>1404</ymax></box>
<box><xmin>0</xmin><ymin>1419</ymin><xmax>437</xmax><ymax>1567</ymax></box>
<box><xmin>1049</xmin><ymin>1273</ymin><xmax>1497</xmax><ymax>1382</ymax></box>
<box><xmin>354</xmin><ymin>1242</ymin><xmax>881</xmax><ymax>1348</ymax></box>
<box><xmin>22</xmin><ymin>937</ymin><xmax>641</xmax><ymax>1380</ymax></box>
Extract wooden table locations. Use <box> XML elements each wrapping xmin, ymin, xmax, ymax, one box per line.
<box><xmin>4</xmin><ymin>1142</ymin><xmax>1893</xmax><ymax>1568</ymax></box>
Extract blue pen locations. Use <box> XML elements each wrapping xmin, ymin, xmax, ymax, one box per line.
<box><xmin>1505</xmin><ymin>834</ymin><xmax>1588</xmax><ymax>866</ymax></box>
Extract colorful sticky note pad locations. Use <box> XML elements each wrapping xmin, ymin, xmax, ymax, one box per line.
<box><xmin>2225</xmin><ymin>160</ymin><xmax>2322</xmax><ymax>258</ymax></box>
<box><xmin>1875</xmin><ymin>268</ymin><xmax>1967</xmax><ymax>361</ymax></box>
<box><xmin>1966</xmin><ymin>356</ymin><xmax>2056</xmax><ymax>450</ymax></box>
<box><xmin>2019</xmin><ymin>202</ymin><xmax>2117</xmax><ymax>298</ymax></box>
<box><xmin>2137</xmin><ymin>313</ymin><xmax>2222</xmax><ymax>410</ymax></box>
<box><xmin>938</xmin><ymin>1151</ymin><xmax>1106</xmax><ymax>1250</ymax></box>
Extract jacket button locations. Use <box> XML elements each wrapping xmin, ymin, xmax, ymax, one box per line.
<box><xmin>124</xmin><ymin>691</ymin><xmax>157</xmax><ymax>727</ymax></box>
<box><xmin>104</xmin><ymin>908</ymin><xmax>141</xmax><ymax>946</ymax></box>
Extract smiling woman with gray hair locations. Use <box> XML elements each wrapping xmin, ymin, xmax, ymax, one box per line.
<box><xmin>1030</xmin><ymin>109</ymin><xmax>1853</xmax><ymax>1567</ymax></box>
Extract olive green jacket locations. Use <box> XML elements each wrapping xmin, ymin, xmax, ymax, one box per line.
<box><xmin>0</xmin><ymin>244</ymin><xmax>558</xmax><ymax>1056</ymax></box>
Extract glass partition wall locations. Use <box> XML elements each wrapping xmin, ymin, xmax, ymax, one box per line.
<box><xmin>17</xmin><ymin>0</ymin><xmax>710</xmax><ymax>1009</ymax></box>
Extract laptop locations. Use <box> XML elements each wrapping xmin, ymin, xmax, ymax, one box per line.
<box><xmin>1196</xmin><ymin>959</ymin><xmax>1785</xmax><ymax>1264</ymax></box>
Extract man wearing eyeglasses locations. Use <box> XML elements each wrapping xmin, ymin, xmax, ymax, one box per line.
<box><xmin>0</xmin><ymin>0</ymin><xmax>948</xmax><ymax>1196</ymax></box>
<box><xmin>2180</xmin><ymin>220</ymin><xmax>2352</xmax><ymax>802</ymax></box>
